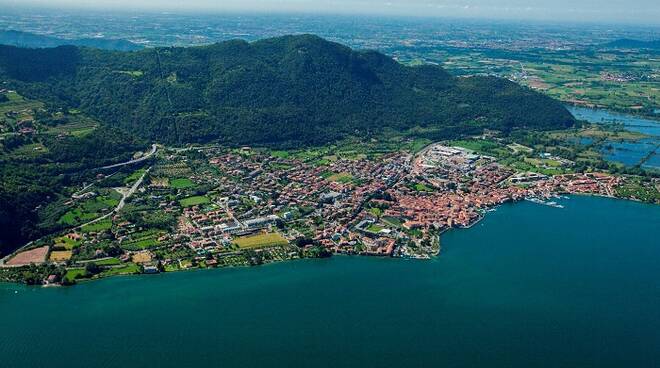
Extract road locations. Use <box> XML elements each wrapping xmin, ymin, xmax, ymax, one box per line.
<box><xmin>99</xmin><ymin>144</ymin><xmax>157</xmax><ymax>170</ymax></box>
<box><xmin>1</xmin><ymin>164</ymin><xmax>153</xmax><ymax>267</ymax></box>
<box><xmin>76</xmin><ymin>167</ymin><xmax>151</xmax><ymax>230</ymax></box>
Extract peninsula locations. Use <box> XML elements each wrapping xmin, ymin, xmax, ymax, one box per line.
<box><xmin>0</xmin><ymin>35</ymin><xmax>658</xmax><ymax>285</ymax></box>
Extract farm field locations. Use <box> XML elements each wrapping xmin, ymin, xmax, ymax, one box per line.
<box><xmin>6</xmin><ymin>246</ymin><xmax>49</xmax><ymax>266</ymax></box>
<box><xmin>132</xmin><ymin>251</ymin><xmax>152</xmax><ymax>264</ymax></box>
<box><xmin>49</xmin><ymin>251</ymin><xmax>72</xmax><ymax>262</ymax></box>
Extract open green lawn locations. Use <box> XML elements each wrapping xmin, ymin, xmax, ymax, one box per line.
<box><xmin>81</xmin><ymin>219</ymin><xmax>112</xmax><ymax>233</ymax></box>
<box><xmin>59</xmin><ymin>209</ymin><xmax>99</xmax><ymax>226</ymax></box>
<box><xmin>170</xmin><ymin>178</ymin><xmax>195</xmax><ymax>189</ymax></box>
<box><xmin>53</xmin><ymin>236</ymin><xmax>81</xmax><ymax>250</ymax></box>
<box><xmin>369</xmin><ymin>207</ymin><xmax>383</xmax><ymax>217</ymax></box>
<box><xmin>179</xmin><ymin>196</ymin><xmax>209</xmax><ymax>207</ymax></box>
<box><xmin>94</xmin><ymin>257</ymin><xmax>121</xmax><ymax>266</ymax></box>
<box><xmin>234</xmin><ymin>232</ymin><xmax>288</xmax><ymax>249</ymax></box>
<box><xmin>327</xmin><ymin>172</ymin><xmax>353</xmax><ymax>184</ymax></box>
<box><xmin>367</xmin><ymin>224</ymin><xmax>385</xmax><ymax>233</ymax></box>
<box><xmin>64</xmin><ymin>268</ymin><xmax>87</xmax><ymax>282</ymax></box>
<box><xmin>101</xmin><ymin>263</ymin><xmax>140</xmax><ymax>276</ymax></box>
<box><xmin>271</xmin><ymin>150</ymin><xmax>290</xmax><ymax>159</ymax></box>
<box><xmin>414</xmin><ymin>183</ymin><xmax>434</xmax><ymax>192</ymax></box>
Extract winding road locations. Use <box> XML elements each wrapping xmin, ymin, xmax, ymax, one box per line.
<box><xmin>0</xmin><ymin>167</ymin><xmax>152</xmax><ymax>266</ymax></box>
<box><xmin>100</xmin><ymin>144</ymin><xmax>157</xmax><ymax>170</ymax></box>
<box><xmin>76</xmin><ymin>167</ymin><xmax>151</xmax><ymax>230</ymax></box>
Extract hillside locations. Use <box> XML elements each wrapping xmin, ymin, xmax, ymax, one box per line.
<box><xmin>603</xmin><ymin>39</ymin><xmax>660</xmax><ymax>50</ymax></box>
<box><xmin>0</xmin><ymin>30</ymin><xmax>143</xmax><ymax>51</ymax></box>
<box><xmin>0</xmin><ymin>35</ymin><xmax>574</xmax><ymax>146</ymax></box>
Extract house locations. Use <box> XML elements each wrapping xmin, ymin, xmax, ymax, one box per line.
<box><xmin>143</xmin><ymin>265</ymin><xmax>159</xmax><ymax>274</ymax></box>
<box><xmin>66</xmin><ymin>233</ymin><xmax>82</xmax><ymax>241</ymax></box>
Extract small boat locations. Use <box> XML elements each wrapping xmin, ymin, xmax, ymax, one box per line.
<box><xmin>527</xmin><ymin>197</ymin><xmax>564</xmax><ymax>208</ymax></box>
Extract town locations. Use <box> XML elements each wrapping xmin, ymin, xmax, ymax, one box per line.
<box><xmin>2</xmin><ymin>134</ymin><xmax>655</xmax><ymax>286</ymax></box>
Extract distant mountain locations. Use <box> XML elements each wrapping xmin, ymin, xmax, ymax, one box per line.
<box><xmin>603</xmin><ymin>39</ymin><xmax>660</xmax><ymax>50</ymax></box>
<box><xmin>0</xmin><ymin>30</ymin><xmax>142</xmax><ymax>51</ymax></box>
<box><xmin>0</xmin><ymin>34</ymin><xmax>574</xmax><ymax>146</ymax></box>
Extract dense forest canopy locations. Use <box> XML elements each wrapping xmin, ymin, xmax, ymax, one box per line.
<box><xmin>0</xmin><ymin>127</ymin><xmax>145</xmax><ymax>255</ymax></box>
<box><xmin>0</xmin><ymin>34</ymin><xmax>574</xmax><ymax>147</ymax></box>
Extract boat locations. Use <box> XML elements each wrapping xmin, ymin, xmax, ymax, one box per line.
<box><xmin>526</xmin><ymin>197</ymin><xmax>564</xmax><ymax>208</ymax></box>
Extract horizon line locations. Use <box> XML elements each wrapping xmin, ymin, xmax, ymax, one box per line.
<box><xmin>1</xmin><ymin>3</ymin><xmax>659</xmax><ymax>28</ymax></box>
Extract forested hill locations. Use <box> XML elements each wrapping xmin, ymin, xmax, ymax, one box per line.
<box><xmin>603</xmin><ymin>39</ymin><xmax>660</xmax><ymax>50</ymax></box>
<box><xmin>0</xmin><ymin>34</ymin><xmax>574</xmax><ymax>146</ymax></box>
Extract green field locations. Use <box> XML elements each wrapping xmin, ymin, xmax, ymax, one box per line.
<box><xmin>63</xmin><ymin>268</ymin><xmax>86</xmax><ymax>282</ymax></box>
<box><xmin>367</xmin><ymin>224</ymin><xmax>385</xmax><ymax>233</ymax></box>
<box><xmin>170</xmin><ymin>178</ymin><xmax>195</xmax><ymax>189</ymax></box>
<box><xmin>81</xmin><ymin>219</ymin><xmax>112</xmax><ymax>233</ymax></box>
<box><xmin>94</xmin><ymin>257</ymin><xmax>122</xmax><ymax>266</ymax></box>
<box><xmin>120</xmin><ymin>230</ymin><xmax>164</xmax><ymax>250</ymax></box>
<box><xmin>270</xmin><ymin>150</ymin><xmax>290</xmax><ymax>159</ymax></box>
<box><xmin>369</xmin><ymin>207</ymin><xmax>383</xmax><ymax>217</ymax></box>
<box><xmin>414</xmin><ymin>183</ymin><xmax>434</xmax><ymax>192</ymax></box>
<box><xmin>53</xmin><ymin>236</ymin><xmax>81</xmax><ymax>250</ymax></box>
<box><xmin>101</xmin><ymin>263</ymin><xmax>140</xmax><ymax>276</ymax></box>
<box><xmin>59</xmin><ymin>192</ymin><xmax>120</xmax><ymax>226</ymax></box>
<box><xmin>327</xmin><ymin>172</ymin><xmax>353</xmax><ymax>184</ymax></box>
<box><xmin>234</xmin><ymin>232</ymin><xmax>288</xmax><ymax>249</ymax></box>
<box><xmin>179</xmin><ymin>196</ymin><xmax>209</xmax><ymax>207</ymax></box>
<box><xmin>59</xmin><ymin>209</ymin><xmax>100</xmax><ymax>226</ymax></box>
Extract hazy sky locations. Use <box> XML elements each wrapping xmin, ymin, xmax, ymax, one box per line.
<box><xmin>2</xmin><ymin>0</ymin><xmax>659</xmax><ymax>24</ymax></box>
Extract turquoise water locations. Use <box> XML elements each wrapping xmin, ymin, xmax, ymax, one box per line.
<box><xmin>2</xmin><ymin>196</ymin><xmax>660</xmax><ymax>368</ymax></box>
<box><xmin>567</xmin><ymin>106</ymin><xmax>660</xmax><ymax>169</ymax></box>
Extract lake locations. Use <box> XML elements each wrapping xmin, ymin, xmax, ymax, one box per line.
<box><xmin>1</xmin><ymin>195</ymin><xmax>659</xmax><ymax>368</ymax></box>
<box><xmin>567</xmin><ymin>106</ymin><xmax>660</xmax><ymax>169</ymax></box>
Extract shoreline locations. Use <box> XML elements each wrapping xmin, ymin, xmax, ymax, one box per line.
<box><xmin>4</xmin><ymin>192</ymin><xmax>656</xmax><ymax>289</ymax></box>
<box><xmin>5</xmin><ymin>193</ymin><xmax>648</xmax><ymax>288</ymax></box>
